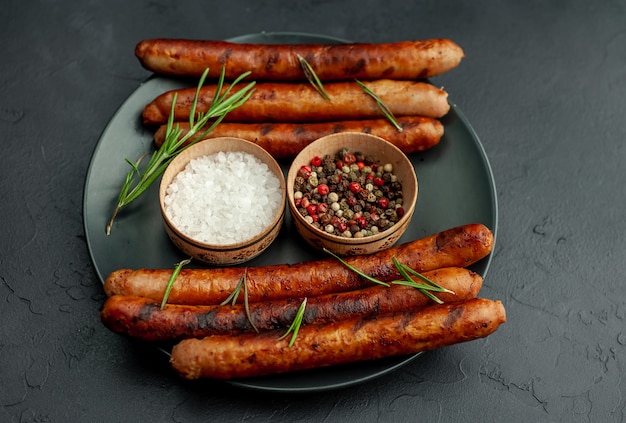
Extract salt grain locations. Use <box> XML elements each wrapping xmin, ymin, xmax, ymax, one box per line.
<box><xmin>164</xmin><ymin>151</ymin><xmax>283</xmax><ymax>245</ymax></box>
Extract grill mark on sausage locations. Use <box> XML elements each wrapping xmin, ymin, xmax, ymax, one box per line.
<box><xmin>217</xmin><ymin>48</ymin><xmax>232</xmax><ymax>65</ymax></box>
<box><xmin>444</xmin><ymin>304</ymin><xmax>464</xmax><ymax>329</ymax></box>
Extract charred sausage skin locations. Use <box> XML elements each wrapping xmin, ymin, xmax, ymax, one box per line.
<box><xmin>100</xmin><ymin>267</ymin><xmax>483</xmax><ymax>342</ymax></box>
<box><xmin>141</xmin><ymin>80</ymin><xmax>450</xmax><ymax>126</ymax></box>
<box><xmin>170</xmin><ymin>298</ymin><xmax>506</xmax><ymax>380</ymax></box>
<box><xmin>104</xmin><ymin>224</ymin><xmax>494</xmax><ymax>306</ymax></box>
<box><xmin>135</xmin><ymin>38</ymin><xmax>465</xmax><ymax>81</ymax></box>
<box><xmin>152</xmin><ymin>116</ymin><xmax>444</xmax><ymax>159</ymax></box>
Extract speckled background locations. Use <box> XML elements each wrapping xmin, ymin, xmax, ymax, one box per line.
<box><xmin>1</xmin><ymin>1</ymin><xmax>625</xmax><ymax>422</ymax></box>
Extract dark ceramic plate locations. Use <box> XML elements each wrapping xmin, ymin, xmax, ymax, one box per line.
<box><xmin>83</xmin><ymin>32</ymin><xmax>498</xmax><ymax>393</ymax></box>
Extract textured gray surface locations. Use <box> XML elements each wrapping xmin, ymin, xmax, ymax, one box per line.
<box><xmin>1</xmin><ymin>0</ymin><xmax>625</xmax><ymax>421</ymax></box>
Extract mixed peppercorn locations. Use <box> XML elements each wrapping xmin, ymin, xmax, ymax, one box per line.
<box><xmin>293</xmin><ymin>148</ymin><xmax>405</xmax><ymax>238</ymax></box>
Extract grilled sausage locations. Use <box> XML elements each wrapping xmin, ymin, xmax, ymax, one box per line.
<box><xmin>169</xmin><ymin>297</ymin><xmax>506</xmax><ymax>380</ymax></box>
<box><xmin>135</xmin><ymin>38</ymin><xmax>465</xmax><ymax>81</ymax></box>
<box><xmin>100</xmin><ymin>267</ymin><xmax>482</xmax><ymax>342</ymax></box>
<box><xmin>141</xmin><ymin>79</ymin><xmax>450</xmax><ymax>126</ymax></box>
<box><xmin>103</xmin><ymin>224</ymin><xmax>494</xmax><ymax>305</ymax></box>
<box><xmin>152</xmin><ymin>116</ymin><xmax>444</xmax><ymax>159</ymax></box>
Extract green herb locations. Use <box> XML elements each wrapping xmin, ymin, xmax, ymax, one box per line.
<box><xmin>322</xmin><ymin>248</ymin><xmax>390</xmax><ymax>287</ymax></box>
<box><xmin>220</xmin><ymin>269</ymin><xmax>258</xmax><ymax>333</ymax></box>
<box><xmin>106</xmin><ymin>67</ymin><xmax>256</xmax><ymax>235</ymax></box>
<box><xmin>160</xmin><ymin>258</ymin><xmax>192</xmax><ymax>310</ymax></box>
<box><xmin>297</xmin><ymin>54</ymin><xmax>330</xmax><ymax>100</ymax></box>
<box><xmin>323</xmin><ymin>248</ymin><xmax>453</xmax><ymax>303</ymax></box>
<box><xmin>278</xmin><ymin>297</ymin><xmax>307</xmax><ymax>347</ymax></box>
<box><xmin>391</xmin><ymin>258</ymin><xmax>454</xmax><ymax>304</ymax></box>
<box><xmin>355</xmin><ymin>79</ymin><xmax>403</xmax><ymax>132</ymax></box>
<box><xmin>221</xmin><ymin>273</ymin><xmax>244</xmax><ymax>306</ymax></box>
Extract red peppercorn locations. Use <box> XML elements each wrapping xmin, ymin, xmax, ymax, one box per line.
<box><xmin>356</xmin><ymin>161</ymin><xmax>365</xmax><ymax>170</ymax></box>
<box><xmin>317</xmin><ymin>183</ymin><xmax>329</xmax><ymax>195</ymax></box>
<box><xmin>295</xmin><ymin>198</ymin><xmax>302</xmax><ymax>207</ymax></box>
<box><xmin>337</xmin><ymin>221</ymin><xmax>348</xmax><ymax>232</ymax></box>
<box><xmin>348</xmin><ymin>182</ymin><xmax>361</xmax><ymax>193</ymax></box>
<box><xmin>306</xmin><ymin>204</ymin><xmax>318</xmax><ymax>215</ymax></box>
<box><xmin>356</xmin><ymin>216</ymin><xmax>367</xmax><ymax>228</ymax></box>
<box><xmin>310</xmin><ymin>213</ymin><xmax>319</xmax><ymax>223</ymax></box>
<box><xmin>336</xmin><ymin>160</ymin><xmax>343</xmax><ymax>169</ymax></box>
<box><xmin>317</xmin><ymin>203</ymin><xmax>329</xmax><ymax>214</ymax></box>
<box><xmin>298</xmin><ymin>165</ymin><xmax>312</xmax><ymax>179</ymax></box>
<box><xmin>396</xmin><ymin>207</ymin><xmax>405</xmax><ymax>218</ymax></box>
<box><xmin>373</xmin><ymin>177</ymin><xmax>385</xmax><ymax>187</ymax></box>
<box><xmin>311</xmin><ymin>156</ymin><xmax>322</xmax><ymax>167</ymax></box>
<box><xmin>378</xmin><ymin>197</ymin><xmax>389</xmax><ymax>208</ymax></box>
<box><xmin>347</xmin><ymin>196</ymin><xmax>358</xmax><ymax>207</ymax></box>
<box><xmin>301</xmin><ymin>197</ymin><xmax>310</xmax><ymax>208</ymax></box>
<box><xmin>343</xmin><ymin>153</ymin><xmax>356</xmax><ymax>165</ymax></box>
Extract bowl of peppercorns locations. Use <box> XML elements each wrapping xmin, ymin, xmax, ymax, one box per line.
<box><xmin>286</xmin><ymin>132</ymin><xmax>418</xmax><ymax>256</ymax></box>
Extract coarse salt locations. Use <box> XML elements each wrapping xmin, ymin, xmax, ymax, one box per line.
<box><xmin>164</xmin><ymin>151</ymin><xmax>283</xmax><ymax>245</ymax></box>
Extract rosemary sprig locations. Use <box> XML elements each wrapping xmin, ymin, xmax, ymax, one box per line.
<box><xmin>323</xmin><ymin>248</ymin><xmax>453</xmax><ymax>303</ymax></box>
<box><xmin>106</xmin><ymin>67</ymin><xmax>256</xmax><ymax>235</ymax></box>
<box><xmin>396</xmin><ymin>261</ymin><xmax>455</xmax><ymax>293</ymax></box>
<box><xmin>322</xmin><ymin>248</ymin><xmax>390</xmax><ymax>287</ymax></box>
<box><xmin>220</xmin><ymin>272</ymin><xmax>244</xmax><ymax>306</ymax></box>
<box><xmin>355</xmin><ymin>79</ymin><xmax>403</xmax><ymax>132</ymax></box>
<box><xmin>297</xmin><ymin>54</ymin><xmax>330</xmax><ymax>100</ymax></box>
<box><xmin>278</xmin><ymin>297</ymin><xmax>308</xmax><ymax>347</ymax></box>
<box><xmin>160</xmin><ymin>258</ymin><xmax>192</xmax><ymax>310</ymax></box>
<box><xmin>219</xmin><ymin>269</ymin><xmax>258</xmax><ymax>333</ymax></box>
<box><xmin>390</xmin><ymin>258</ymin><xmax>454</xmax><ymax>304</ymax></box>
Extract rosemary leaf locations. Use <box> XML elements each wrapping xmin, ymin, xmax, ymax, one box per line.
<box><xmin>106</xmin><ymin>67</ymin><xmax>256</xmax><ymax>235</ymax></box>
<box><xmin>399</xmin><ymin>263</ymin><xmax>455</xmax><ymax>294</ymax></box>
<box><xmin>242</xmin><ymin>270</ymin><xmax>259</xmax><ymax>333</ymax></box>
<box><xmin>297</xmin><ymin>54</ymin><xmax>330</xmax><ymax>100</ymax></box>
<box><xmin>278</xmin><ymin>297</ymin><xmax>308</xmax><ymax>347</ymax></box>
<box><xmin>323</xmin><ymin>248</ymin><xmax>390</xmax><ymax>287</ymax></box>
<box><xmin>391</xmin><ymin>279</ymin><xmax>443</xmax><ymax>291</ymax></box>
<box><xmin>220</xmin><ymin>273</ymin><xmax>244</xmax><ymax>306</ymax></box>
<box><xmin>160</xmin><ymin>258</ymin><xmax>192</xmax><ymax>310</ymax></box>
<box><xmin>355</xmin><ymin>79</ymin><xmax>403</xmax><ymax>132</ymax></box>
<box><xmin>391</xmin><ymin>257</ymin><xmax>446</xmax><ymax>304</ymax></box>
<box><xmin>219</xmin><ymin>270</ymin><xmax>258</xmax><ymax>333</ymax></box>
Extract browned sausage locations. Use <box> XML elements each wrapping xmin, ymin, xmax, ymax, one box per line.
<box><xmin>100</xmin><ymin>267</ymin><xmax>482</xmax><ymax>342</ymax></box>
<box><xmin>103</xmin><ymin>224</ymin><xmax>494</xmax><ymax>305</ymax></box>
<box><xmin>141</xmin><ymin>79</ymin><xmax>450</xmax><ymax>126</ymax></box>
<box><xmin>169</xmin><ymin>297</ymin><xmax>506</xmax><ymax>380</ymax></box>
<box><xmin>152</xmin><ymin>116</ymin><xmax>444</xmax><ymax>159</ymax></box>
<box><xmin>135</xmin><ymin>38</ymin><xmax>465</xmax><ymax>81</ymax></box>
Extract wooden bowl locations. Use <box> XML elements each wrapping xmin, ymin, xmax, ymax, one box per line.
<box><xmin>159</xmin><ymin>137</ymin><xmax>286</xmax><ymax>266</ymax></box>
<box><xmin>287</xmin><ymin>132</ymin><xmax>418</xmax><ymax>256</ymax></box>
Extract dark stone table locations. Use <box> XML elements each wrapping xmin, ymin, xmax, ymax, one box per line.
<box><xmin>2</xmin><ymin>1</ymin><xmax>624</xmax><ymax>421</ymax></box>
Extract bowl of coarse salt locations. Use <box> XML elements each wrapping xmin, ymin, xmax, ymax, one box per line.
<box><xmin>159</xmin><ymin>137</ymin><xmax>286</xmax><ymax>266</ymax></box>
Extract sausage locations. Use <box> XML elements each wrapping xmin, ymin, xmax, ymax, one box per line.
<box><xmin>100</xmin><ymin>267</ymin><xmax>482</xmax><ymax>342</ymax></box>
<box><xmin>169</xmin><ymin>297</ymin><xmax>506</xmax><ymax>379</ymax></box>
<box><xmin>103</xmin><ymin>223</ymin><xmax>494</xmax><ymax>305</ymax></box>
<box><xmin>152</xmin><ymin>116</ymin><xmax>444</xmax><ymax>159</ymax></box>
<box><xmin>135</xmin><ymin>38</ymin><xmax>465</xmax><ymax>81</ymax></box>
<box><xmin>141</xmin><ymin>79</ymin><xmax>450</xmax><ymax>126</ymax></box>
